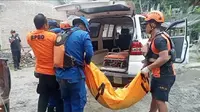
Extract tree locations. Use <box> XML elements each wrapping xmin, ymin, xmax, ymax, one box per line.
<box><xmin>132</xmin><ymin>0</ymin><xmax>200</xmax><ymax>20</ymax></box>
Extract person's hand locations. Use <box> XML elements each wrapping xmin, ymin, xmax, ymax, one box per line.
<box><xmin>9</xmin><ymin>38</ymin><xmax>15</xmax><ymax>43</ymax></box>
<box><xmin>141</xmin><ymin>66</ymin><xmax>150</xmax><ymax>78</ymax></box>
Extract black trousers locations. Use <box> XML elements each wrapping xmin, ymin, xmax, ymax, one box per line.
<box><xmin>37</xmin><ymin>74</ymin><xmax>63</xmax><ymax>112</ymax></box>
<box><xmin>11</xmin><ymin>50</ymin><xmax>21</xmax><ymax>69</ymax></box>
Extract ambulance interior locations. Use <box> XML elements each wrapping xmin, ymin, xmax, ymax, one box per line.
<box><xmin>89</xmin><ymin>16</ymin><xmax>134</xmax><ymax>68</ymax></box>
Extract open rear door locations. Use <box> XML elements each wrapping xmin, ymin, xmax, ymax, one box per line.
<box><xmin>164</xmin><ymin>19</ymin><xmax>189</xmax><ymax>64</ymax></box>
<box><xmin>54</xmin><ymin>1</ymin><xmax>135</xmax><ymax>18</ymax></box>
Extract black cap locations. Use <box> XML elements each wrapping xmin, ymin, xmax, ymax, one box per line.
<box><xmin>72</xmin><ymin>18</ymin><xmax>85</xmax><ymax>26</ymax></box>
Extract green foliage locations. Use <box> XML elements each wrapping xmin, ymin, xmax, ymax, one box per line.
<box><xmin>194</xmin><ymin>6</ymin><xmax>200</xmax><ymax>13</ymax></box>
<box><xmin>132</xmin><ymin>0</ymin><xmax>200</xmax><ymax>39</ymax></box>
<box><xmin>192</xmin><ymin>22</ymin><xmax>200</xmax><ymax>32</ymax></box>
<box><xmin>132</xmin><ymin>0</ymin><xmax>199</xmax><ymax>20</ymax></box>
<box><xmin>132</xmin><ymin>0</ymin><xmax>141</xmax><ymax>14</ymax></box>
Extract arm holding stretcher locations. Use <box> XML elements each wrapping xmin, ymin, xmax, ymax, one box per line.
<box><xmin>84</xmin><ymin>33</ymin><xmax>94</xmax><ymax>64</ymax></box>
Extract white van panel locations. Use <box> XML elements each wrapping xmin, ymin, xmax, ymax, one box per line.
<box><xmin>128</xmin><ymin>55</ymin><xmax>145</xmax><ymax>75</ymax></box>
<box><xmin>128</xmin><ymin>62</ymin><xmax>143</xmax><ymax>75</ymax></box>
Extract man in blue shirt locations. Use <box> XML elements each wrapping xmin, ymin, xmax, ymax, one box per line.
<box><xmin>56</xmin><ymin>16</ymin><xmax>93</xmax><ymax>112</ymax></box>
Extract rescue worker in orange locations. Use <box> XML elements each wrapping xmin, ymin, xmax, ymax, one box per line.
<box><xmin>141</xmin><ymin>11</ymin><xmax>176</xmax><ymax>112</ymax></box>
<box><xmin>27</xmin><ymin>13</ymin><xmax>63</xmax><ymax>112</ymax></box>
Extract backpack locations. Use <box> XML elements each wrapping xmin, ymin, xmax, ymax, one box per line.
<box><xmin>53</xmin><ymin>28</ymin><xmax>79</xmax><ymax>68</ymax></box>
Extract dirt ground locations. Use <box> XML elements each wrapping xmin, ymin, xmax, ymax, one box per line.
<box><xmin>9</xmin><ymin>62</ymin><xmax>200</xmax><ymax>112</ymax></box>
<box><xmin>8</xmin><ymin>47</ymin><xmax>200</xmax><ymax>112</ymax></box>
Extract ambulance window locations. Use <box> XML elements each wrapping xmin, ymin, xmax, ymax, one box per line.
<box><xmin>139</xmin><ymin>17</ymin><xmax>148</xmax><ymax>39</ymax></box>
<box><xmin>108</xmin><ymin>25</ymin><xmax>114</xmax><ymax>37</ymax></box>
<box><xmin>89</xmin><ymin>23</ymin><xmax>101</xmax><ymax>38</ymax></box>
<box><xmin>103</xmin><ymin>24</ymin><xmax>114</xmax><ymax>38</ymax></box>
<box><xmin>140</xmin><ymin>18</ymin><xmax>146</xmax><ymax>32</ymax></box>
<box><xmin>103</xmin><ymin>24</ymin><xmax>109</xmax><ymax>37</ymax></box>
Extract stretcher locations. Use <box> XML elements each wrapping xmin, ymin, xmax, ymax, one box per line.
<box><xmin>104</xmin><ymin>51</ymin><xmax>129</xmax><ymax>59</ymax></box>
<box><xmin>84</xmin><ymin>62</ymin><xmax>150</xmax><ymax>110</ymax></box>
<box><xmin>103</xmin><ymin>51</ymin><xmax>129</xmax><ymax>68</ymax></box>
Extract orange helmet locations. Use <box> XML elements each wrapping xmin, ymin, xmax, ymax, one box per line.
<box><xmin>60</xmin><ymin>21</ymin><xmax>71</xmax><ymax>29</ymax></box>
<box><xmin>145</xmin><ymin>10</ymin><xmax>164</xmax><ymax>23</ymax></box>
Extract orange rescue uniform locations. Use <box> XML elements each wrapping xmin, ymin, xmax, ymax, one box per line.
<box><xmin>27</xmin><ymin>30</ymin><xmax>56</xmax><ymax>75</ymax></box>
<box><xmin>150</xmin><ymin>32</ymin><xmax>176</xmax><ymax>78</ymax></box>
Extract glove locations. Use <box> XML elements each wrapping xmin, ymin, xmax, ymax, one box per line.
<box><xmin>141</xmin><ymin>66</ymin><xmax>150</xmax><ymax>78</ymax></box>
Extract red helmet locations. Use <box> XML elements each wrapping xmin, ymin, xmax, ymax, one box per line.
<box><xmin>145</xmin><ymin>10</ymin><xmax>165</xmax><ymax>23</ymax></box>
<box><xmin>60</xmin><ymin>21</ymin><xmax>71</xmax><ymax>29</ymax></box>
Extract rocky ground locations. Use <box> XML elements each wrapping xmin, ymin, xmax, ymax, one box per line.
<box><xmin>8</xmin><ymin>51</ymin><xmax>200</xmax><ymax>112</ymax></box>
<box><xmin>0</xmin><ymin>45</ymin><xmax>198</xmax><ymax>112</ymax></box>
<box><xmin>9</xmin><ymin>65</ymin><xmax>200</xmax><ymax>112</ymax></box>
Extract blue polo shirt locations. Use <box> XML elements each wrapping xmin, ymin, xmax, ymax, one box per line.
<box><xmin>50</xmin><ymin>28</ymin><xmax>62</xmax><ymax>34</ymax></box>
